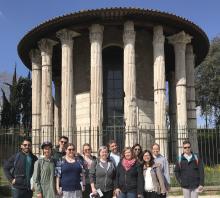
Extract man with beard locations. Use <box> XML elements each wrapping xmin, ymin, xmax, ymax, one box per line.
<box><xmin>4</xmin><ymin>138</ymin><xmax>38</xmax><ymax>198</ymax></box>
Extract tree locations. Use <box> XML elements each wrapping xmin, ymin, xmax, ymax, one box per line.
<box><xmin>0</xmin><ymin>89</ymin><xmax>11</xmax><ymax>127</ymax></box>
<box><xmin>19</xmin><ymin>72</ymin><xmax>32</xmax><ymax>129</ymax></box>
<box><xmin>195</xmin><ymin>35</ymin><xmax>220</xmax><ymax>127</ymax></box>
<box><xmin>0</xmin><ymin>66</ymin><xmax>32</xmax><ymax>129</ymax></box>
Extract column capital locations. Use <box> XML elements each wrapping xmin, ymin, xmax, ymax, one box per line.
<box><xmin>153</xmin><ymin>26</ymin><xmax>165</xmax><ymax>45</ymax></box>
<box><xmin>168</xmin><ymin>31</ymin><xmax>192</xmax><ymax>46</ymax></box>
<box><xmin>38</xmin><ymin>38</ymin><xmax>58</xmax><ymax>56</ymax></box>
<box><xmin>89</xmin><ymin>24</ymin><xmax>104</xmax><ymax>43</ymax></box>
<box><xmin>29</xmin><ymin>49</ymin><xmax>41</xmax><ymax>65</ymax></box>
<box><xmin>123</xmin><ymin>21</ymin><xmax>136</xmax><ymax>45</ymax></box>
<box><xmin>56</xmin><ymin>29</ymin><xmax>80</xmax><ymax>44</ymax></box>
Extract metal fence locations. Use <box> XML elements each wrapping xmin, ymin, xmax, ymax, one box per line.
<box><xmin>0</xmin><ymin>126</ymin><xmax>220</xmax><ymax>166</ymax></box>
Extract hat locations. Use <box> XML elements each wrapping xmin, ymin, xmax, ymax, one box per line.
<box><xmin>41</xmin><ymin>141</ymin><xmax>53</xmax><ymax>149</ymax></box>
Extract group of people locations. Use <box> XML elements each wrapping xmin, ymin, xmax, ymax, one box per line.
<box><xmin>3</xmin><ymin>137</ymin><xmax>204</xmax><ymax>198</ymax></box>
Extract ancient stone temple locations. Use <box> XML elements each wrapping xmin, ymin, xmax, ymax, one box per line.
<box><xmin>18</xmin><ymin>8</ymin><xmax>209</xmax><ymax>156</ymax></box>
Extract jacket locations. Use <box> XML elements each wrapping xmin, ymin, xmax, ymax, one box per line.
<box><xmin>3</xmin><ymin>151</ymin><xmax>38</xmax><ymax>190</ymax></box>
<box><xmin>174</xmin><ymin>153</ymin><xmax>204</xmax><ymax>189</ymax></box>
<box><xmin>32</xmin><ymin>157</ymin><xmax>56</xmax><ymax>198</ymax></box>
<box><xmin>142</xmin><ymin>163</ymin><xmax>166</xmax><ymax>194</ymax></box>
<box><xmin>89</xmin><ymin>159</ymin><xmax>116</xmax><ymax>192</ymax></box>
<box><xmin>115</xmin><ymin>160</ymin><xmax>144</xmax><ymax>194</ymax></box>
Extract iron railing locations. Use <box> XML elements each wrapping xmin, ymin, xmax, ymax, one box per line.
<box><xmin>0</xmin><ymin>126</ymin><xmax>219</xmax><ymax>166</ymax></box>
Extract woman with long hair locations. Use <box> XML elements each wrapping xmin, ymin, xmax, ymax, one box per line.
<box><xmin>132</xmin><ymin>143</ymin><xmax>143</xmax><ymax>164</ymax></box>
<box><xmin>115</xmin><ymin>147</ymin><xmax>143</xmax><ymax>198</ymax></box>
<box><xmin>56</xmin><ymin>143</ymin><xmax>85</xmax><ymax>198</ymax></box>
<box><xmin>89</xmin><ymin>146</ymin><xmax>116</xmax><ymax>198</ymax></box>
<box><xmin>81</xmin><ymin>143</ymin><xmax>96</xmax><ymax>198</ymax></box>
<box><xmin>142</xmin><ymin>150</ymin><xmax>166</xmax><ymax>198</ymax></box>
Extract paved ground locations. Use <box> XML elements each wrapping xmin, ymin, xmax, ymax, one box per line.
<box><xmin>168</xmin><ymin>196</ymin><xmax>220</xmax><ymax>198</ymax></box>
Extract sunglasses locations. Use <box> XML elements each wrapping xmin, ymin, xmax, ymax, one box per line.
<box><xmin>184</xmin><ymin>146</ymin><xmax>191</xmax><ymax>149</ymax></box>
<box><xmin>67</xmin><ymin>148</ymin><xmax>75</xmax><ymax>151</ymax></box>
<box><xmin>23</xmin><ymin>144</ymin><xmax>31</xmax><ymax>147</ymax></box>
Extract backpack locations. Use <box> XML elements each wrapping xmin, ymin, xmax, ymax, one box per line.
<box><xmin>10</xmin><ymin>153</ymin><xmax>20</xmax><ymax>176</ymax></box>
<box><xmin>177</xmin><ymin>153</ymin><xmax>199</xmax><ymax>168</ymax></box>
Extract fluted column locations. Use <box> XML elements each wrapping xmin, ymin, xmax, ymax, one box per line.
<box><xmin>153</xmin><ymin>26</ymin><xmax>167</xmax><ymax>156</ymax></box>
<box><xmin>54</xmin><ymin>77</ymin><xmax>61</xmax><ymax>144</ymax></box>
<box><xmin>30</xmin><ymin>49</ymin><xmax>41</xmax><ymax>155</ymax></box>
<box><xmin>168</xmin><ymin>31</ymin><xmax>192</xmax><ymax>155</ymax></box>
<box><xmin>168</xmin><ymin>71</ymin><xmax>178</xmax><ymax>159</ymax></box>
<box><xmin>57</xmin><ymin>29</ymin><xmax>79</xmax><ymax>141</ymax></box>
<box><xmin>123</xmin><ymin>21</ymin><xmax>137</xmax><ymax>146</ymax></box>
<box><xmin>38</xmin><ymin>39</ymin><xmax>57</xmax><ymax>142</ymax></box>
<box><xmin>90</xmin><ymin>24</ymin><xmax>104</xmax><ymax>152</ymax></box>
<box><xmin>186</xmin><ymin>44</ymin><xmax>198</xmax><ymax>153</ymax></box>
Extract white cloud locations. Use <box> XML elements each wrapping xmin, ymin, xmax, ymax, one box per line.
<box><xmin>0</xmin><ymin>11</ymin><xmax>5</xmax><ymax>19</ymax></box>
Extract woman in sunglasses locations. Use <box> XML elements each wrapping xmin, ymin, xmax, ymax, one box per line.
<box><xmin>132</xmin><ymin>143</ymin><xmax>143</xmax><ymax>164</ymax></box>
<box><xmin>56</xmin><ymin>143</ymin><xmax>85</xmax><ymax>198</ymax></box>
<box><xmin>81</xmin><ymin>143</ymin><xmax>96</xmax><ymax>198</ymax></box>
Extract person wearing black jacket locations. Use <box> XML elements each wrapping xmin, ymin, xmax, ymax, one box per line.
<box><xmin>115</xmin><ymin>147</ymin><xmax>143</xmax><ymax>198</ymax></box>
<box><xmin>174</xmin><ymin>140</ymin><xmax>204</xmax><ymax>198</ymax></box>
<box><xmin>3</xmin><ymin>138</ymin><xmax>38</xmax><ymax>198</ymax></box>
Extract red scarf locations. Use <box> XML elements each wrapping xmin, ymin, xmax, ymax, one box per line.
<box><xmin>122</xmin><ymin>158</ymin><xmax>136</xmax><ymax>171</ymax></box>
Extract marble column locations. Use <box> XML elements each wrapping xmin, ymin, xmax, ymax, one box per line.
<box><xmin>57</xmin><ymin>29</ymin><xmax>79</xmax><ymax>141</ymax></box>
<box><xmin>90</xmin><ymin>24</ymin><xmax>104</xmax><ymax>152</ymax></box>
<box><xmin>186</xmin><ymin>44</ymin><xmax>198</xmax><ymax>153</ymax></box>
<box><xmin>153</xmin><ymin>26</ymin><xmax>167</xmax><ymax>157</ymax></box>
<box><xmin>168</xmin><ymin>71</ymin><xmax>178</xmax><ymax>159</ymax></box>
<box><xmin>123</xmin><ymin>21</ymin><xmax>137</xmax><ymax>147</ymax></box>
<box><xmin>168</xmin><ymin>31</ymin><xmax>192</xmax><ymax>155</ymax></box>
<box><xmin>38</xmin><ymin>38</ymin><xmax>57</xmax><ymax>142</ymax></box>
<box><xmin>53</xmin><ymin>77</ymin><xmax>61</xmax><ymax>144</ymax></box>
<box><xmin>30</xmin><ymin>49</ymin><xmax>41</xmax><ymax>155</ymax></box>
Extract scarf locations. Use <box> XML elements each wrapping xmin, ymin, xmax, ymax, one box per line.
<box><xmin>122</xmin><ymin>158</ymin><xmax>136</xmax><ymax>171</ymax></box>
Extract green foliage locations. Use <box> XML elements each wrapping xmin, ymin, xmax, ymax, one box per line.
<box><xmin>0</xmin><ymin>66</ymin><xmax>32</xmax><ymax>129</ymax></box>
<box><xmin>195</xmin><ymin>36</ymin><xmax>220</xmax><ymax>127</ymax></box>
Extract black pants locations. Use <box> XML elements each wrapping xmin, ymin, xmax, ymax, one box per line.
<box><xmin>103</xmin><ymin>190</ymin><xmax>113</xmax><ymax>198</ymax></box>
<box><xmin>83</xmin><ymin>184</ymin><xmax>91</xmax><ymax>198</ymax></box>
<box><xmin>12</xmin><ymin>188</ymin><xmax>33</xmax><ymax>198</ymax></box>
<box><xmin>143</xmin><ymin>191</ymin><xmax>159</xmax><ymax>198</ymax></box>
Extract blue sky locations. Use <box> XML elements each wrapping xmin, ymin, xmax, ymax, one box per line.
<box><xmin>0</xmin><ymin>0</ymin><xmax>219</xmax><ymax>126</ymax></box>
<box><xmin>0</xmin><ymin>0</ymin><xmax>220</xmax><ymax>75</ymax></box>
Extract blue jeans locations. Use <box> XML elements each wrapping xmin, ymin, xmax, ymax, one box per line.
<box><xmin>118</xmin><ymin>192</ymin><xmax>136</xmax><ymax>198</ymax></box>
<box><xmin>12</xmin><ymin>188</ymin><xmax>33</xmax><ymax>198</ymax></box>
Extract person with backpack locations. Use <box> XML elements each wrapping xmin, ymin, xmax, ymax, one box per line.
<box><xmin>3</xmin><ymin>138</ymin><xmax>38</xmax><ymax>198</ymax></box>
<box><xmin>174</xmin><ymin>140</ymin><xmax>204</xmax><ymax>198</ymax></box>
<box><xmin>32</xmin><ymin>141</ymin><xmax>56</xmax><ymax>198</ymax></box>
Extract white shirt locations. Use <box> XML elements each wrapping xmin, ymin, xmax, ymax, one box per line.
<box><xmin>110</xmin><ymin>152</ymin><xmax>120</xmax><ymax>167</ymax></box>
<box><xmin>144</xmin><ymin>167</ymin><xmax>154</xmax><ymax>191</ymax></box>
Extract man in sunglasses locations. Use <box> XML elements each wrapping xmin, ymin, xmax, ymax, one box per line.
<box><xmin>53</xmin><ymin>136</ymin><xmax>69</xmax><ymax>162</ymax></box>
<box><xmin>174</xmin><ymin>140</ymin><xmax>204</xmax><ymax>198</ymax></box>
<box><xmin>3</xmin><ymin>138</ymin><xmax>37</xmax><ymax>198</ymax></box>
